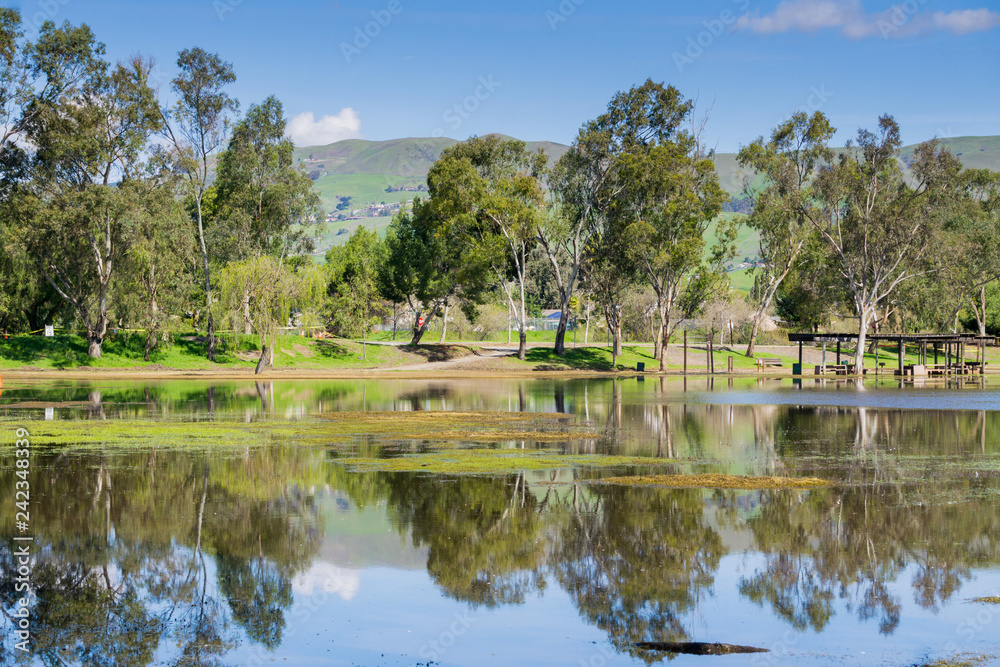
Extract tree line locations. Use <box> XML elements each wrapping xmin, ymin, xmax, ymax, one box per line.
<box><xmin>2</xmin><ymin>10</ymin><xmax>998</xmax><ymax>373</ymax></box>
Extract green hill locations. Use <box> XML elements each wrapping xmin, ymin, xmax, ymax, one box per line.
<box><xmin>298</xmin><ymin>134</ymin><xmax>1000</xmax><ymax>255</ymax></box>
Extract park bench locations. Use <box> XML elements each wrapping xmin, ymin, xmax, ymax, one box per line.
<box><xmin>756</xmin><ymin>358</ymin><xmax>783</xmax><ymax>372</ymax></box>
<box><xmin>815</xmin><ymin>364</ymin><xmax>850</xmax><ymax>375</ymax></box>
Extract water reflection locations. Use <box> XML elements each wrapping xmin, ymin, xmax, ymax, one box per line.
<box><xmin>1</xmin><ymin>379</ymin><xmax>999</xmax><ymax>664</ymax></box>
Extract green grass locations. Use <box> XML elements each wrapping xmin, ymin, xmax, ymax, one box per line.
<box><xmin>0</xmin><ymin>332</ymin><xmax>410</xmax><ymax>371</ymax></box>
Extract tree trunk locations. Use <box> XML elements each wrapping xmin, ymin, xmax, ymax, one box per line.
<box><xmin>206</xmin><ymin>311</ymin><xmax>217</xmax><ymax>362</ymax></box>
<box><xmin>144</xmin><ymin>296</ymin><xmax>158</xmax><ymax>362</ymax></box>
<box><xmin>197</xmin><ymin>194</ymin><xmax>216</xmax><ymax>362</ymax></box>
<box><xmin>409</xmin><ymin>307</ymin><xmax>434</xmax><ymax>345</ymax></box>
<box><xmin>855</xmin><ymin>308</ymin><xmax>871</xmax><ymax>373</ymax></box>
<box><xmin>255</xmin><ymin>336</ymin><xmax>272</xmax><ymax>374</ymax></box>
<box><xmin>88</xmin><ymin>334</ymin><xmax>103</xmax><ymax>359</ymax></box>
<box><xmin>654</xmin><ymin>298</ymin><xmax>668</xmax><ymax>365</ymax></box>
<box><xmin>659</xmin><ymin>312</ymin><xmax>672</xmax><ymax>372</ymax></box>
<box><xmin>518</xmin><ymin>330</ymin><xmax>527</xmax><ymax>361</ymax></box>
<box><xmin>745</xmin><ymin>315</ymin><xmax>762</xmax><ymax>358</ymax></box>
<box><xmin>440</xmin><ymin>303</ymin><xmax>449</xmax><ymax>343</ymax></box>
<box><xmin>554</xmin><ymin>305</ymin><xmax>571</xmax><ymax>356</ymax></box>
<box><xmin>976</xmin><ymin>285</ymin><xmax>988</xmax><ymax>337</ymax></box>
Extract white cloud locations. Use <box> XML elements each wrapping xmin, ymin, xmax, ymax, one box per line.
<box><xmin>291</xmin><ymin>561</ymin><xmax>361</xmax><ymax>601</ymax></box>
<box><xmin>286</xmin><ymin>108</ymin><xmax>363</xmax><ymax>146</ymax></box>
<box><xmin>931</xmin><ymin>8</ymin><xmax>1000</xmax><ymax>34</ymax></box>
<box><xmin>734</xmin><ymin>0</ymin><xmax>1000</xmax><ymax>38</ymax></box>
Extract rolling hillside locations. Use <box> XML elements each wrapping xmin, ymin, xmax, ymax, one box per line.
<box><xmin>299</xmin><ymin>134</ymin><xmax>1000</xmax><ymax>254</ymax></box>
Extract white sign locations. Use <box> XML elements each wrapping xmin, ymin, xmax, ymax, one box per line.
<box><xmin>44</xmin><ymin>325</ymin><xmax>54</xmax><ymax>337</ymax></box>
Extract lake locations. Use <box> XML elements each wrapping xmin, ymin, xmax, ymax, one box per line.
<box><xmin>1</xmin><ymin>376</ymin><xmax>999</xmax><ymax>666</ymax></box>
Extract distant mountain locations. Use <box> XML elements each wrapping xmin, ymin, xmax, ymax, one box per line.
<box><xmin>299</xmin><ymin>134</ymin><xmax>1000</xmax><ymax>253</ymax></box>
<box><xmin>294</xmin><ymin>135</ymin><xmax>569</xmax><ymax>182</ymax></box>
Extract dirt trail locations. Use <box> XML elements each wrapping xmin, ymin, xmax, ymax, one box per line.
<box><xmin>388</xmin><ymin>347</ymin><xmax>514</xmax><ymax>371</ymax></box>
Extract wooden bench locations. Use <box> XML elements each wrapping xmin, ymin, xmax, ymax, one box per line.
<box><xmin>815</xmin><ymin>364</ymin><xmax>850</xmax><ymax>375</ymax></box>
<box><xmin>756</xmin><ymin>358</ymin><xmax>783</xmax><ymax>372</ymax></box>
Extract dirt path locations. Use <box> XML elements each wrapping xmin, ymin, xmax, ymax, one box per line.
<box><xmin>388</xmin><ymin>347</ymin><xmax>515</xmax><ymax>371</ymax></box>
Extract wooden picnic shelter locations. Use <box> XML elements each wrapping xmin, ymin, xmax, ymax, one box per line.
<box><xmin>786</xmin><ymin>333</ymin><xmax>998</xmax><ymax>376</ymax></box>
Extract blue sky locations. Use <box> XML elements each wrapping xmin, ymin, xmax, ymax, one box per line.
<box><xmin>11</xmin><ymin>0</ymin><xmax>1000</xmax><ymax>151</ymax></box>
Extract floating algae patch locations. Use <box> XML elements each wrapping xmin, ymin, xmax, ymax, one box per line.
<box><xmin>599</xmin><ymin>473</ymin><xmax>832</xmax><ymax>490</ymax></box>
<box><xmin>338</xmin><ymin>448</ymin><xmax>675</xmax><ymax>475</ymax></box>
<box><xmin>315</xmin><ymin>410</ymin><xmax>597</xmax><ymax>443</ymax></box>
<box><xmin>0</xmin><ymin>410</ymin><xmax>594</xmax><ymax>454</ymax></box>
<box><xmin>972</xmin><ymin>596</ymin><xmax>1000</xmax><ymax>604</ymax></box>
<box><xmin>0</xmin><ymin>419</ymin><xmax>345</xmax><ymax>452</ymax></box>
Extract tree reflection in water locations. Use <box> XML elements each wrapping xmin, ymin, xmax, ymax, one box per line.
<box><xmin>2</xmin><ymin>399</ymin><xmax>999</xmax><ymax>664</ymax></box>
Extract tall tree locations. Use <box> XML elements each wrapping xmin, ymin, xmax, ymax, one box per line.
<box><xmin>809</xmin><ymin>116</ymin><xmax>962</xmax><ymax>370</ymax></box>
<box><xmin>115</xmin><ymin>155</ymin><xmax>196</xmax><ymax>361</ymax></box>
<box><xmin>28</xmin><ymin>51</ymin><xmax>163</xmax><ymax>358</ymax></box>
<box><xmin>737</xmin><ymin>111</ymin><xmax>835</xmax><ymax>357</ymax></box>
<box><xmin>213</xmin><ymin>95</ymin><xmax>321</xmax><ymax>263</ymax></box>
<box><xmin>162</xmin><ymin>47</ymin><xmax>238</xmax><ymax>362</ymax></box>
<box><xmin>608</xmin><ymin>84</ymin><xmax>730</xmax><ymax>369</ymax></box>
<box><xmin>428</xmin><ymin>135</ymin><xmax>547</xmax><ymax>360</ymax></box>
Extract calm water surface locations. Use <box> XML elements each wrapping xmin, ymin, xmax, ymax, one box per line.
<box><xmin>1</xmin><ymin>376</ymin><xmax>999</xmax><ymax>666</ymax></box>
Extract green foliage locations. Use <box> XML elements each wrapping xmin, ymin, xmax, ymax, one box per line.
<box><xmin>380</xmin><ymin>198</ymin><xmax>493</xmax><ymax>343</ymax></box>
<box><xmin>213</xmin><ymin>95</ymin><xmax>323</xmax><ymax>261</ymax></box>
<box><xmin>326</xmin><ymin>226</ymin><xmax>387</xmax><ymax>338</ymax></box>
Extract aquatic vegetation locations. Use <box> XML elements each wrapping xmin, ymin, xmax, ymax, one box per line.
<box><xmin>335</xmin><ymin>448</ymin><xmax>677</xmax><ymax>474</ymax></box>
<box><xmin>599</xmin><ymin>473</ymin><xmax>832</xmax><ymax>490</ymax></box>
<box><xmin>972</xmin><ymin>597</ymin><xmax>1000</xmax><ymax>604</ymax></box>
<box><xmin>0</xmin><ymin>410</ymin><xmax>596</xmax><ymax>454</ymax></box>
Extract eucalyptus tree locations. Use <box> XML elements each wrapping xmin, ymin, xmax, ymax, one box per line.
<box><xmin>949</xmin><ymin>169</ymin><xmax>1000</xmax><ymax>335</ymax></box>
<box><xmin>380</xmin><ymin>199</ymin><xmax>493</xmax><ymax>345</ymax></box>
<box><xmin>162</xmin><ymin>47</ymin><xmax>238</xmax><ymax>361</ymax></box>
<box><xmin>1</xmin><ymin>12</ymin><xmax>106</xmax><ymax>189</ymax></box>
<box><xmin>27</xmin><ymin>51</ymin><xmax>163</xmax><ymax>358</ymax></box>
<box><xmin>428</xmin><ymin>135</ymin><xmax>547</xmax><ymax>360</ymax></box>
<box><xmin>547</xmin><ymin>79</ymin><xmax>724</xmax><ymax>360</ymax></box>
<box><xmin>737</xmin><ymin>111</ymin><xmax>835</xmax><ymax>357</ymax></box>
<box><xmin>0</xmin><ymin>14</ymin><xmax>106</xmax><ymax>332</ymax></box>
<box><xmin>808</xmin><ymin>117</ymin><xmax>962</xmax><ymax>370</ymax></box>
<box><xmin>213</xmin><ymin>95</ymin><xmax>321</xmax><ymax>262</ymax></box>
<box><xmin>212</xmin><ymin>95</ymin><xmax>322</xmax><ymax>366</ymax></box>
<box><xmin>608</xmin><ymin>84</ymin><xmax>731</xmax><ymax>368</ymax></box>
<box><xmin>544</xmin><ymin>113</ymin><xmax>620</xmax><ymax>357</ymax></box>
<box><xmin>115</xmin><ymin>154</ymin><xmax>196</xmax><ymax>361</ymax></box>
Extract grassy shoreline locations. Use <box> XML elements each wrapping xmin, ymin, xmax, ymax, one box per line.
<box><xmin>1</xmin><ymin>332</ymin><xmax>996</xmax><ymax>379</ymax></box>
